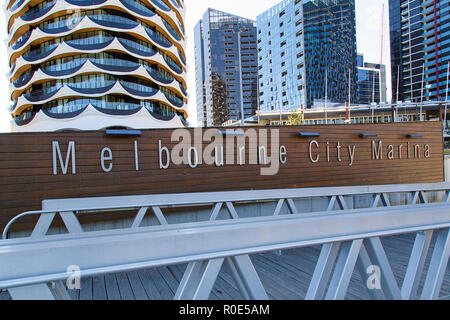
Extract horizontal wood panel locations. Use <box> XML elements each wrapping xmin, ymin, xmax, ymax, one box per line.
<box><xmin>0</xmin><ymin>122</ymin><xmax>444</xmax><ymax>232</ymax></box>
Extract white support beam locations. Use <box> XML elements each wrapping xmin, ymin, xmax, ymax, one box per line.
<box><xmin>364</xmin><ymin>237</ymin><xmax>403</xmax><ymax>300</ymax></box>
<box><xmin>306</xmin><ymin>242</ymin><xmax>341</xmax><ymax>300</ymax></box>
<box><xmin>445</xmin><ymin>191</ymin><xmax>450</xmax><ymax>203</ymax></box>
<box><xmin>273</xmin><ymin>199</ymin><xmax>285</xmax><ymax>216</ymax></box>
<box><xmin>152</xmin><ymin>206</ymin><xmax>169</xmax><ymax>225</ymax></box>
<box><xmin>177</xmin><ymin>199</ymin><xmax>266</xmax><ymax>300</ymax></box>
<box><xmin>209</xmin><ymin>202</ymin><xmax>224</xmax><ymax>221</ymax></box>
<box><xmin>286</xmin><ymin>199</ymin><xmax>299</xmax><ymax>215</ymax></box>
<box><xmin>380</xmin><ymin>193</ymin><xmax>391</xmax><ymax>207</ymax></box>
<box><xmin>30</xmin><ymin>213</ymin><xmax>56</xmax><ymax>238</ymax></box>
<box><xmin>131</xmin><ymin>207</ymin><xmax>149</xmax><ymax>229</ymax></box>
<box><xmin>40</xmin><ymin>183</ymin><xmax>450</xmax><ymax>213</ymax></box>
<box><xmin>402</xmin><ymin>230</ymin><xmax>434</xmax><ymax>300</ymax></box>
<box><xmin>421</xmin><ymin>228</ymin><xmax>450</xmax><ymax>300</ymax></box>
<box><xmin>325</xmin><ymin>240</ymin><xmax>363</xmax><ymax>300</ymax></box>
<box><xmin>174</xmin><ymin>259</ymin><xmax>224</xmax><ymax>300</ymax></box>
<box><xmin>409</xmin><ymin>192</ymin><xmax>420</xmax><ymax>205</ymax></box>
<box><xmin>356</xmin><ymin>244</ymin><xmax>386</xmax><ymax>300</ymax></box>
<box><xmin>371</xmin><ymin>194</ymin><xmax>382</xmax><ymax>208</ymax></box>
<box><xmin>336</xmin><ymin>196</ymin><xmax>349</xmax><ymax>210</ymax></box>
<box><xmin>59</xmin><ymin>212</ymin><xmax>83</xmax><ymax>234</ymax></box>
<box><xmin>225</xmin><ymin>202</ymin><xmax>240</xmax><ymax>219</ymax></box>
<box><xmin>327</xmin><ymin>196</ymin><xmax>337</xmax><ymax>211</ymax></box>
<box><xmin>419</xmin><ymin>191</ymin><xmax>428</xmax><ymax>204</ymax></box>
<box><xmin>225</xmin><ymin>256</ymin><xmax>268</xmax><ymax>300</ymax></box>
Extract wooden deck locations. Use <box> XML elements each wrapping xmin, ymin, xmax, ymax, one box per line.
<box><xmin>1</xmin><ymin>233</ymin><xmax>449</xmax><ymax>300</ymax></box>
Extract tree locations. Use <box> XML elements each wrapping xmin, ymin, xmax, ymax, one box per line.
<box><xmin>286</xmin><ymin>110</ymin><xmax>304</xmax><ymax>126</ymax></box>
<box><xmin>211</xmin><ymin>73</ymin><xmax>229</xmax><ymax>126</ymax></box>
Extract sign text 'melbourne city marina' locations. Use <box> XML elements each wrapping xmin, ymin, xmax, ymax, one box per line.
<box><xmin>51</xmin><ymin>128</ymin><xmax>433</xmax><ymax>177</ymax></box>
<box><xmin>0</xmin><ymin>123</ymin><xmax>443</xmax><ymax>232</ymax></box>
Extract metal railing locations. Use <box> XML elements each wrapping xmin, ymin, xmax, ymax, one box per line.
<box><xmin>1</xmin><ymin>183</ymin><xmax>449</xmax><ymax>300</ymax></box>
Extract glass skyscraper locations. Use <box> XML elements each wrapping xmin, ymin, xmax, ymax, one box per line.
<box><xmin>257</xmin><ymin>0</ymin><xmax>358</xmax><ymax>112</ymax></box>
<box><xmin>194</xmin><ymin>9</ymin><xmax>258</xmax><ymax>127</ymax></box>
<box><xmin>357</xmin><ymin>54</ymin><xmax>387</xmax><ymax>105</ymax></box>
<box><xmin>422</xmin><ymin>0</ymin><xmax>450</xmax><ymax>102</ymax></box>
<box><xmin>389</xmin><ymin>0</ymin><xmax>450</xmax><ymax>104</ymax></box>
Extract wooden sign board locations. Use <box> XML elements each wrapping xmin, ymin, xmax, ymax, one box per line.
<box><xmin>0</xmin><ymin>122</ymin><xmax>444</xmax><ymax>232</ymax></box>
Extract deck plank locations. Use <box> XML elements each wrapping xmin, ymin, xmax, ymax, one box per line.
<box><xmin>92</xmin><ymin>276</ymin><xmax>107</xmax><ymax>300</ymax></box>
<box><xmin>79</xmin><ymin>277</ymin><xmax>93</xmax><ymax>300</ymax></box>
<box><xmin>250</xmin><ymin>258</ymin><xmax>303</xmax><ymax>300</ymax></box>
<box><xmin>0</xmin><ymin>290</ymin><xmax>11</xmax><ymax>300</ymax></box>
<box><xmin>157</xmin><ymin>267</ymin><xmax>180</xmax><ymax>295</ymax></box>
<box><xmin>211</xmin><ymin>282</ymin><xmax>236</xmax><ymax>300</ymax></box>
<box><xmin>104</xmin><ymin>273</ymin><xmax>121</xmax><ymax>300</ymax></box>
<box><xmin>212</xmin><ymin>269</ymin><xmax>241</xmax><ymax>300</ymax></box>
<box><xmin>126</xmin><ymin>271</ymin><xmax>149</xmax><ymax>300</ymax></box>
<box><xmin>116</xmin><ymin>272</ymin><xmax>135</xmax><ymax>300</ymax></box>
<box><xmin>171</xmin><ymin>263</ymin><xmax>222</xmax><ymax>300</ymax></box>
<box><xmin>218</xmin><ymin>262</ymin><xmax>265</xmax><ymax>300</ymax></box>
<box><xmin>137</xmin><ymin>269</ymin><xmax>163</xmax><ymax>300</ymax></box>
<box><xmin>67</xmin><ymin>289</ymin><xmax>79</xmax><ymax>300</ymax></box>
<box><xmin>145</xmin><ymin>268</ymin><xmax>174</xmax><ymax>300</ymax></box>
<box><xmin>256</xmin><ymin>253</ymin><xmax>313</xmax><ymax>289</ymax></box>
<box><xmin>252</xmin><ymin>255</ymin><xmax>308</xmax><ymax>299</ymax></box>
<box><xmin>167</xmin><ymin>265</ymin><xmax>185</xmax><ymax>283</ymax></box>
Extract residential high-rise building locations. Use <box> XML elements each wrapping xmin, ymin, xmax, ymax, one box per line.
<box><xmin>257</xmin><ymin>0</ymin><xmax>358</xmax><ymax>112</ymax></box>
<box><xmin>194</xmin><ymin>8</ymin><xmax>258</xmax><ymax>127</ymax></box>
<box><xmin>389</xmin><ymin>0</ymin><xmax>449</xmax><ymax>104</ymax></box>
<box><xmin>6</xmin><ymin>0</ymin><xmax>188</xmax><ymax>132</ymax></box>
<box><xmin>422</xmin><ymin>0</ymin><xmax>450</xmax><ymax>102</ymax></box>
<box><xmin>357</xmin><ymin>54</ymin><xmax>387</xmax><ymax>105</ymax></box>
<box><xmin>389</xmin><ymin>0</ymin><xmax>424</xmax><ymax>103</ymax></box>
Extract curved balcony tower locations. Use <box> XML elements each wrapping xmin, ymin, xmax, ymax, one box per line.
<box><xmin>6</xmin><ymin>0</ymin><xmax>188</xmax><ymax>132</ymax></box>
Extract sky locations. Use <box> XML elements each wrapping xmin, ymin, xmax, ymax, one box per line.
<box><xmin>0</xmin><ymin>0</ymin><xmax>391</xmax><ymax>132</ymax></box>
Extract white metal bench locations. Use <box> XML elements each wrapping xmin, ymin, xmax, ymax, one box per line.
<box><xmin>1</xmin><ymin>183</ymin><xmax>450</xmax><ymax>300</ymax></box>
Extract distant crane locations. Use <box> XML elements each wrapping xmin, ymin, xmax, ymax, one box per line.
<box><xmin>380</xmin><ymin>2</ymin><xmax>385</xmax><ymax>65</ymax></box>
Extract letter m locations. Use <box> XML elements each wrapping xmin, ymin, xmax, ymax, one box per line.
<box><xmin>372</xmin><ymin>140</ymin><xmax>383</xmax><ymax>161</ymax></box>
<box><xmin>53</xmin><ymin>141</ymin><xmax>76</xmax><ymax>175</ymax></box>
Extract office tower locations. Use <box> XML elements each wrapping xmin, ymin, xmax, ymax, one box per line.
<box><xmin>389</xmin><ymin>0</ymin><xmax>449</xmax><ymax>104</ymax></box>
<box><xmin>390</xmin><ymin>0</ymin><xmax>424</xmax><ymax>103</ymax></box>
<box><xmin>257</xmin><ymin>0</ymin><xmax>358</xmax><ymax>112</ymax></box>
<box><xmin>357</xmin><ymin>54</ymin><xmax>387</xmax><ymax>104</ymax></box>
<box><xmin>6</xmin><ymin>0</ymin><xmax>188</xmax><ymax>132</ymax></box>
<box><xmin>422</xmin><ymin>0</ymin><xmax>450</xmax><ymax>102</ymax></box>
<box><xmin>195</xmin><ymin>8</ymin><xmax>258</xmax><ymax>127</ymax></box>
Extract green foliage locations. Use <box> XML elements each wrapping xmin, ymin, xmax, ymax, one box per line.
<box><xmin>286</xmin><ymin>110</ymin><xmax>304</xmax><ymax>126</ymax></box>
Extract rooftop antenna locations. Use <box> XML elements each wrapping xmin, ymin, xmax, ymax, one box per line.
<box><xmin>444</xmin><ymin>62</ymin><xmax>450</xmax><ymax>130</ymax></box>
<box><xmin>325</xmin><ymin>68</ymin><xmax>328</xmax><ymax>124</ymax></box>
<box><xmin>348</xmin><ymin>68</ymin><xmax>351</xmax><ymax>119</ymax></box>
